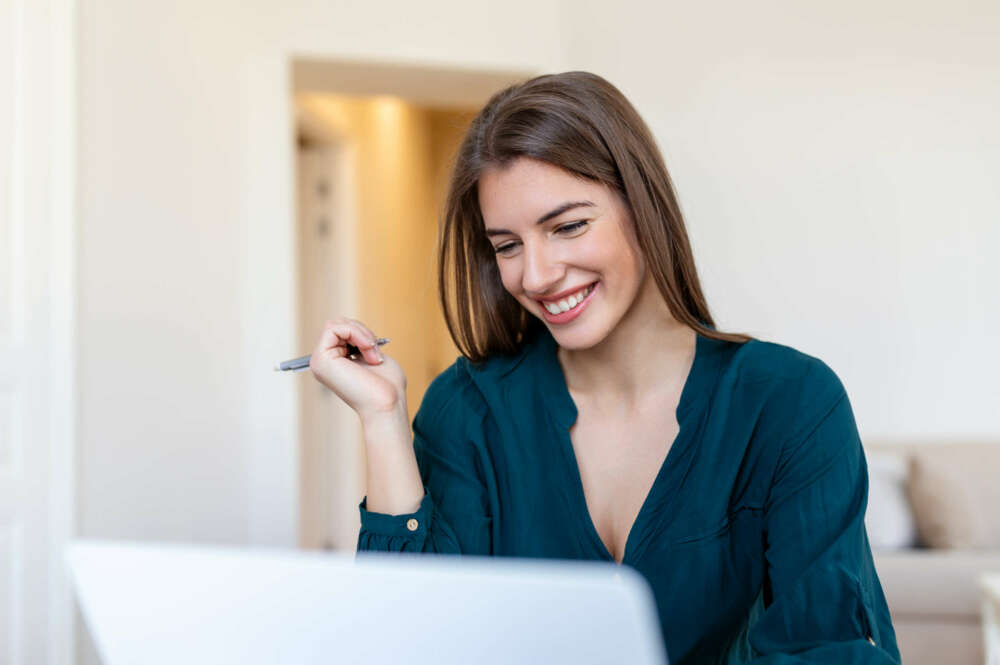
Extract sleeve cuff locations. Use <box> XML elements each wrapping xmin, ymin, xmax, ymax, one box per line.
<box><xmin>358</xmin><ymin>488</ymin><xmax>433</xmax><ymax>538</ymax></box>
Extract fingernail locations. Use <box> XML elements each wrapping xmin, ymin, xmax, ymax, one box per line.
<box><xmin>377</xmin><ymin>350</ymin><xmax>384</xmax><ymax>362</ymax></box>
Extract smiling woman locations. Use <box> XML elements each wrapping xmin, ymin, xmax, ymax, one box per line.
<box><xmin>306</xmin><ymin>70</ymin><xmax>901</xmax><ymax>665</ymax></box>
<box><xmin>477</xmin><ymin>157</ymin><xmax>652</xmax><ymax>349</ymax></box>
<box><xmin>437</xmin><ymin>71</ymin><xmax>744</xmax><ymax>362</ymax></box>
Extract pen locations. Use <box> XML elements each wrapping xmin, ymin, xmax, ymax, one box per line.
<box><xmin>273</xmin><ymin>337</ymin><xmax>391</xmax><ymax>372</ymax></box>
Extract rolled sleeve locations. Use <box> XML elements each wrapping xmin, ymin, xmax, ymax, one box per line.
<box><xmin>358</xmin><ymin>488</ymin><xmax>434</xmax><ymax>552</ymax></box>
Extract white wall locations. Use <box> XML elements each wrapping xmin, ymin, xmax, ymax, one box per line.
<box><xmin>564</xmin><ymin>0</ymin><xmax>1000</xmax><ymax>440</ymax></box>
<box><xmin>76</xmin><ymin>0</ymin><xmax>998</xmax><ymax>552</ymax></box>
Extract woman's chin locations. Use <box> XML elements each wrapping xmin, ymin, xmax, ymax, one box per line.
<box><xmin>546</xmin><ymin>322</ymin><xmax>611</xmax><ymax>352</ymax></box>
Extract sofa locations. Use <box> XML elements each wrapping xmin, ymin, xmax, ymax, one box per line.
<box><xmin>865</xmin><ymin>441</ymin><xmax>1000</xmax><ymax>665</ymax></box>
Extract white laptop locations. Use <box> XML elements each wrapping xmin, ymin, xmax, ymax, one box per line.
<box><xmin>67</xmin><ymin>540</ymin><xmax>669</xmax><ymax>665</ymax></box>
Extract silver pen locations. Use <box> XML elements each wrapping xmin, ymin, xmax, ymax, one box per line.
<box><xmin>273</xmin><ymin>337</ymin><xmax>391</xmax><ymax>372</ymax></box>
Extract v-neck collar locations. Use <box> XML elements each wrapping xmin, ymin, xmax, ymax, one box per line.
<box><xmin>536</xmin><ymin>323</ymin><xmax>712</xmax><ymax>435</ymax></box>
<box><xmin>532</xmin><ymin>324</ymin><xmax>719</xmax><ymax>565</ymax></box>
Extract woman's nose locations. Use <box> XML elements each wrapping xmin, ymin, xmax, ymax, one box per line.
<box><xmin>521</xmin><ymin>241</ymin><xmax>562</xmax><ymax>294</ymax></box>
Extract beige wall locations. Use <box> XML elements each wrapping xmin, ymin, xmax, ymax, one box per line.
<box><xmin>295</xmin><ymin>94</ymin><xmax>469</xmax><ymax>422</ymax></box>
<box><xmin>427</xmin><ymin>108</ymin><xmax>478</xmax><ymax>374</ymax></box>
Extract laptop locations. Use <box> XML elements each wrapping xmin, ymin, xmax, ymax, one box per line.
<box><xmin>67</xmin><ymin>540</ymin><xmax>669</xmax><ymax>665</ymax></box>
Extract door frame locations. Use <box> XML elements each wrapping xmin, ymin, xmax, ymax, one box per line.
<box><xmin>293</xmin><ymin>127</ymin><xmax>362</xmax><ymax>550</ymax></box>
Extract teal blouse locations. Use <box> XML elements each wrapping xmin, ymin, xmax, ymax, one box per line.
<box><xmin>357</xmin><ymin>324</ymin><xmax>901</xmax><ymax>664</ymax></box>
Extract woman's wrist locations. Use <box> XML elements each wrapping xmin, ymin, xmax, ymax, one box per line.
<box><xmin>359</xmin><ymin>399</ymin><xmax>424</xmax><ymax>516</ymax></box>
<box><xmin>359</xmin><ymin>401</ymin><xmax>411</xmax><ymax>446</ymax></box>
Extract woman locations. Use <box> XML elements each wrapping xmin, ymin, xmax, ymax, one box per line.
<box><xmin>307</xmin><ymin>71</ymin><xmax>900</xmax><ymax>664</ymax></box>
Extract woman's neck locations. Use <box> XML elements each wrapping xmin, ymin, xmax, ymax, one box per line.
<box><xmin>556</xmin><ymin>275</ymin><xmax>697</xmax><ymax>409</ymax></box>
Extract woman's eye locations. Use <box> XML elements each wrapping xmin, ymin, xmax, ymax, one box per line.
<box><xmin>556</xmin><ymin>221</ymin><xmax>588</xmax><ymax>234</ymax></box>
<box><xmin>493</xmin><ymin>221</ymin><xmax>587</xmax><ymax>256</ymax></box>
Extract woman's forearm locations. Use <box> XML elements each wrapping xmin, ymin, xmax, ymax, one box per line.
<box><xmin>360</xmin><ymin>403</ymin><xmax>425</xmax><ymax>515</ymax></box>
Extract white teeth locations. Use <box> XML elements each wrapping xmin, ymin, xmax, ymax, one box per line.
<box><xmin>542</xmin><ymin>284</ymin><xmax>594</xmax><ymax>315</ymax></box>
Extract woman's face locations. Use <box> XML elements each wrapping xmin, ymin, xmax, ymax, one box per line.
<box><xmin>478</xmin><ymin>157</ymin><xmax>647</xmax><ymax>351</ymax></box>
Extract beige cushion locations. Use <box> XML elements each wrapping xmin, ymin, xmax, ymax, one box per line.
<box><xmin>906</xmin><ymin>444</ymin><xmax>1000</xmax><ymax>549</ymax></box>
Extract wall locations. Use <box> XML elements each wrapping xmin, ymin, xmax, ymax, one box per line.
<box><xmin>295</xmin><ymin>95</ymin><xmax>435</xmax><ymax>422</ymax></box>
<box><xmin>562</xmin><ymin>0</ymin><xmax>1000</xmax><ymax>440</ymax></box>
<box><xmin>427</xmin><ymin>108</ymin><xmax>478</xmax><ymax>374</ymax></box>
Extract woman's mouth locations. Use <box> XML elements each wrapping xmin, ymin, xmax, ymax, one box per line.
<box><xmin>538</xmin><ymin>282</ymin><xmax>598</xmax><ymax>324</ymax></box>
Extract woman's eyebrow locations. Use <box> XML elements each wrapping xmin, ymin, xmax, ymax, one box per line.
<box><xmin>484</xmin><ymin>200</ymin><xmax>596</xmax><ymax>237</ymax></box>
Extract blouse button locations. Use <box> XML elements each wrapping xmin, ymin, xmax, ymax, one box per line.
<box><xmin>406</xmin><ymin>518</ymin><xmax>419</xmax><ymax>531</ymax></box>
<box><xmin>867</xmin><ymin>636</ymin><xmax>876</xmax><ymax>646</ymax></box>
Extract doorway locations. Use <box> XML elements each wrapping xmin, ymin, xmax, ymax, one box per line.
<box><xmin>291</xmin><ymin>60</ymin><xmax>535</xmax><ymax>551</ymax></box>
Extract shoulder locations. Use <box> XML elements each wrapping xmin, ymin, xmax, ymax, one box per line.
<box><xmin>741</xmin><ymin>344</ymin><xmax>864</xmax><ymax>504</ymax></box>
<box><xmin>732</xmin><ymin>337</ymin><xmax>845</xmax><ymax>401</ymax></box>
<box><xmin>416</xmin><ymin>339</ymin><xmax>537</xmax><ymax>441</ymax></box>
<box><xmin>414</xmin><ymin>351</ymin><xmax>530</xmax><ymax>451</ymax></box>
<box><xmin>417</xmin><ymin>358</ymin><xmax>490</xmax><ymax>429</ymax></box>
<box><xmin>731</xmin><ymin>338</ymin><xmax>843</xmax><ymax>392</ymax></box>
<box><xmin>728</xmin><ymin>337</ymin><xmax>849</xmax><ymax>444</ymax></box>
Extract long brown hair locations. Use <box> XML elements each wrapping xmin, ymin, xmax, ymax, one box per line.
<box><xmin>439</xmin><ymin>71</ymin><xmax>753</xmax><ymax>363</ymax></box>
